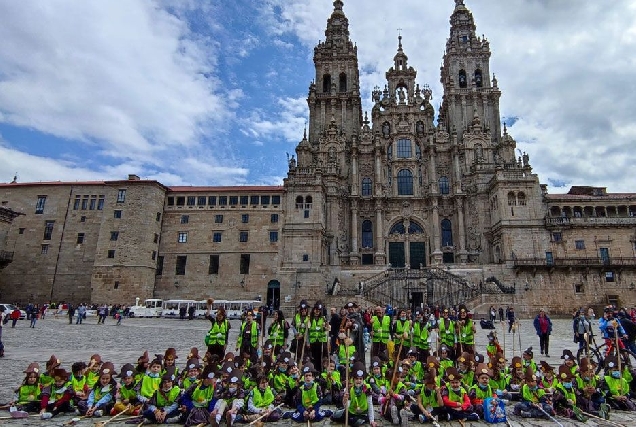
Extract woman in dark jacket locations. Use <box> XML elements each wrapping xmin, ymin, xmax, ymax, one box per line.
<box><xmin>533</xmin><ymin>309</ymin><xmax>552</xmax><ymax>357</ymax></box>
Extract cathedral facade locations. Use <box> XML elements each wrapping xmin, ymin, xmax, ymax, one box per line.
<box><xmin>1</xmin><ymin>1</ymin><xmax>635</xmax><ymax>314</ymax></box>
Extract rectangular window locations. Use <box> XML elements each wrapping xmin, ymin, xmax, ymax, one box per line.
<box><xmin>73</xmin><ymin>196</ymin><xmax>81</xmax><ymax>210</ymax></box>
<box><xmin>43</xmin><ymin>221</ymin><xmax>54</xmax><ymax>240</ymax></box>
<box><xmin>107</xmin><ymin>250</ymin><xmax>115</xmax><ymax>258</ymax></box>
<box><xmin>41</xmin><ymin>244</ymin><xmax>49</xmax><ymax>254</ymax></box>
<box><xmin>176</xmin><ymin>255</ymin><xmax>187</xmax><ymax>275</ymax></box>
<box><xmin>35</xmin><ymin>196</ymin><xmax>47</xmax><ymax>214</ymax></box>
<box><xmin>240</xmin><ymin>254</ymin><xmax>250</xmax><ymax>274</ymax></box>
<box><xmin>575</xmin><ymin>283</ymin><xmax>584</xmax><ymax>293</ymax></box>
<box><xmin>178</xmin><ymin>232</ymin><xmax>188</xmax><ymax>243</ymax></box>
<box><xmin>272</xmin><ymin>195</ymin><xmax>280</xmax><ymax>205</ymax></box>
<box><xmin>156</xmin><ymin>212</ymin><xmax>161</xmax><ymax>221</ymax></box>
<box><xmin>271</xmin><ymin>213</ymin><xmax>279</xmax><ymax>223</ymax></box>
<box><xmin>114</xmin><ymin>210</ymin><xmax>122</xmax><ymax>218</ymax></box>
<box><xmin>187</xmin><ymin>196</ymin><xmax>196</xmax><ymax>206</ymax></box>
<box><xmin>239</xmin><ymin>231</ymin><xmax>249</xmax><ymax>242</ymax></box>
<box><xmin>241</xmin><ymin>214</ymin><xmax>249</xmax><ymax>223</ymax></box>
<box><xmin>304</xmin><ymin>210</ymin><xmax>310</xmax><ymax>218</ymax></box>
<box><xmin>229</xmin><ymin>196</ymin><xmax>238</xmax><ymax>206</ymax></box>
<box><xmin>219</xmin><ymin>196</ymin><xmax>227</xmax><ymax>206</ymax></box>
<box><xmin>110</xmin><ymin>231</ymin><xmax>119</xmax><ymax>241</ymax></box>
<box><xmin>262</xmin><ymin>195</ymin><xmax>271</xmax><ymax>205</ymax></box>
<box><xmin>605</xmin><ymin>271</ymin><xmax>615</xmax><ymax>282</ymax></box>
<box><xmin>156</xmin><ymin>256</ymin><xmax>164</xmax><ymax>276</ymax></box>
<box><xmin>302</xmin><ymin>254</ymin><xmax>309</xmax><ymax>262</ymax></box>
<box><xmin>114</xmin><ymin>281</ymin><xmax>119</xmax><ymax>290</ymax></box>
<box><xmin>209</xmin><ymin>255</ymin><xmax>219</xmax><ymax>274</ymax></box>
<box><xmin>551</xmin><ymin>232</ymin><xmax>562</xmax><ymax>242</ymax></box>
<box><xmin>250</xmin><ymin>195</ymin><xmax>259</xmax><ymax>205</ymax></box>
<box><xmin>240</xmin><ymin>196</ymin><xmax>249</xmax><ymax>206</ymax></box>
<box><xmin>575</xmin><ymin>240</ymin><xmax>585</xmax><ymax>250</ymax></box>
<box><xmin>176</xmin><ymin>196</ymin><xmax>185</xmax><ymax>206</ymax></box>
<box><xmin>89</xmin><ymin>196</ymin><xmax>96</xmax><ymax>210</ymax></box>
<box><xmin>80</xmin><ymin>216</ymin><xmax>86</xmax><ymax>222</ymax></box>
<box><xmin>214</xmin><ymin>214</ymin><xmax>223</xmax><ymax>223</ymax></box>
<box><xmin>362</xmin><ymin>254</ymin><xmax>374</xmax><ymax>265</ymax></box>
<box><xmin>213</xmin><ymin>232</ymin><xmax>222</xmax><ymax>242</ymax></box>
<box><xmin>545</xmin><ymin>251</ymin><xmax>554</xmax><ymax>266</ymax></box>
<box><xmin>154</xmin><ymin>233</ymin><xmax>159</xmax><ymax>243</ymax></box>
<box><xmin>167</xmin><ymin>197</ymin><xmax>175</xmax><ymax>206</ymax></box>
<box><xmin>208</xmin><ymin>196</ymin><xmax>217</xmax><ymax>206</ymax></box>
<box><xmin>97</xmin><ymin>196</ymin><xmax>105</xmax><ymax>210</ymax></box>
<box><xmin>269</xmin><ymin>231</ymin><xmax>278</xmax><ymax>242</ymax></box>
<box><xmin>180</xmin><ymin>215</ymin><xmax>189</xmax><ymax>224</ymax></box>
<box><xmin>81</xmin><ymin>197</ymin><xmax>88</xmax><ymax>210</ymax></box>
<box><xmin>197</xmin><ymin>196</ymin><xmax>207</xmax><ymax>206</ymax></box>
<box><xmin>77</xmin><ymin>233</ymin><xmax>85</xmax><ymax>244</ymax></box>
<box><xmin>151</xmin><ymin>250</ymin><xmax>157</xmax><ymax>260</ymax></box>
<box><xmin>117</xmin><ymin>189</ymin><xmax>126</xmax><ymax>203</ymax></box>
<box><xmin>19</xmin><ymin>228</ymin><xmax>25</xmax><ymax>234</ymax></box>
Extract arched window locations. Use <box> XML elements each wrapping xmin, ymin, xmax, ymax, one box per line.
<box><xmin>397</xmin><ymin>139</ymin><xmax>412</xmax><ymax>158</ymax></box>
<box><xmin>389</xmin><ymin>221</ymin><xmax>406</xmax><ymax>235</ymax></box>
<box><xmin>438</xmin><ymin>176</ymin><xmax>450</xmax><ymax>195</ymax></box>
<box><xmin>339</xmin><ymin>73</ymin><xmax>347</xmax><ymax>92</ymax></box>
<box><xmin>361</xmin><ymin>178</ymin><xmax>372</xmax><ymax>196</ymax></box>
<box><xmin>459</xmin><ymin>69</ymin><xmax>467</xmax><ymax>88</ymax></box>
<box><xmin>323</xmin><ymin>74</ymin><xmax>331</xmax><ymax>93</ymax></box>
<box><xmin>474</xmin><ymin>69</ymin><xmax>483</xmax><ymax>88</ymax></box>
<box><xmin>408</xmin><ymin>221</ymin><xmax>424</xmax><ymax>234</ymax></box>
<box><xmin>305</xmin><ymin>195</ymin><xmax>313</xmax><ymax>207</ymax></box>
<box><xmin>517</xmin><ymin>192</ymin><xmax>526</xmax><ymax>206</ymax></box>
<box><xmin>397</xmin><ymin>169</ymin><xmax>414</xmax><ymax>195</ymax></box>
<box><xmin>361</xmin><ymin>220</ymin><xmax>373</xmax><ymax>248</ymax></box>
<box><xmin>507</xmin><ymin>192</ymin><xmax>516</xmax><ymax>206</ymax></box>
<box><xmin>295</xmin><ymin>195</ymin><xmax>304</xmax><ymax>209</ymax></box>
<box><xmin>441</xmin><ymin>219</ymin><xmax>453</xmax><ymax>246</ymax></box>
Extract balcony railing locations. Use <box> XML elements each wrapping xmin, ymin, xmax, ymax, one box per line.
<box><xmin>513</xmin><ymin>257</ymin><xmax>636</xmax><ymax>268</ymax></box>
<box><xmin>545</xmin><ymin>216</ymin><xmax>636</xmax><ymax>227</ymax></box>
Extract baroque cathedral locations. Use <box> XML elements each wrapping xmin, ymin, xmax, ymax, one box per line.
<box><xmin>1</xmin><ymin>0</ymin><xmax>635</xmax><ymax>315</ymax></box>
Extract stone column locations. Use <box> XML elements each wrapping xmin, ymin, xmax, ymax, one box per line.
<box><xmin>375</xmin><ymin>199</ymin><xmax>385</xmax><ymax>264</ymax></box>
<box><xmin>350</xmin><ymin>200</ymin><xmax>359</xmax><ymax>265</ymax></box>
<box><xmin>456</xmin><ymin>197</ymin><xmax>468</xmax><ymax>263</ymax></box>
<box><xmin>431</xmin><ymin>199</ymin><xmax>442</xmax><ymax>264</ymax></box>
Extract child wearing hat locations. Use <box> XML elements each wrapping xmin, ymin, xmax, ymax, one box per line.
<box><xmin>513</xmin><ymin>367</ymin><xmax>555</xmax><ymax>419</ymax></box>
<box><xmin>244</xmin><ymin>375</ymin><xmax>282</xmax><ymax>423</ymax></box>
<box><xmin>10</xmin><ymin>363</ymin><xmax>42</xmax><ymax>413</ymax></box>
<box><xmin>437</xmin><ymin>345</ymin><xmax>453</xmax><ymax>379</ymax></box>
<box><xmin>182</xmin><ymin>363</ymin><xmax>217</xmax><ymax>426</ymax></box>
<box><xmin>269</xmin><ymin>352</ymin><xmax>291</xmax><ymax>403</ymax></box>
<box><xmin>134</xmin><ymin>351</ymin><xmax>150</xmax><ymax>384</ymax></box>
<box><xmin>560</xmin><ymin>349</ymin><xmax>578</xmax><ymax>376</ymax></box>
<box><xmin>552</xmin><ymin>365</ymin><xmax>587</xmax><ymax>421</ymax></box>
<box><xmin>292</xmin><ymin>301</ymin><xmax>311</xmax><ymax>364</ymax></box>
<box><xmin>40</xmin><ymin>355</ymin><xmax>61</xmax><ymax>389</ymax></box>
<box><xmin>367</xmin><ymin>357</ymin><xmax>390</xmax><ymax>404</ymax></box>
<box><xmin>210</xmin><ymin>365</ymin><xmax>246</xmax><ymax>427</ymax></box>
<box><xmin>522</xmin><ymin>347</ymin><xmax>538</xmax><ymax>374</ymax></box>
<box><xmin>456</xmin><ymin>352</ymin><xmax>475</xmax><ymax>388</ymax></box>
<box><xmin>468</xmin><ymin>363</ymin><xmax>496</xmax><ymax>419</ymax></box>
<box><xmin>136</xmin><ymin>357</ymin><xmax>163</xmax><ymax>405</ymax></box>
<box><xmin>441</xmin><ymin>367</ymin><xmax>479</xmax><ymax>421</ymax></box>
<box><xmin>379</xmin><ymin>366</ymin><xmax>409</xmax><ymax>426</ymax></box>
<box><xmin>411</xmin><ymin>369</ymin><xmax>444</xmax><ymax>424</ymax></box>
<box><xmin>318</xmin><ymin>357</ymin><xmax>342</xmax><ymax>406</ymax></box>
<box><xmin>142</xmin><ymin>372</ymin><xmax>183</xmax><ymax>424</ymax></box>
<box><xmin>488</xmin><ymin>354</ymin><xmax>508</xmax><ymax>396</ymax></box>
<box><xmin>86</xmin><ymin>354</ymin><xmax>103</xmax><ymax>389</ymax></box>
<box><xmin>287</xmin><ymin>362</ymin><xmax>332</xmax><ymax>423</ymax></box>
<box><xmin>506</xmin><ymin>357</ymin><xmax>525</xmax><ymax>398</ymax></box>
<box><xmin>575</xmin><ymin>357</ymin><xmax>609</xmax><ymax>419</ymax></box>
<box><xmin>538</xmin><ymin>361</ymin><xmax>557</xmax><ymax>392</ymax></box>
<box><xmin>485</xmin><ymin>331</ymin><xmax>502</xmax><ymax>362</ymax></box>
<box><xmin>78</xmin><ymin>362</ymin><xmax>117</xmax><ymax>417</ymax></box>
<box><xmin>601</xmin><ymin>355</ymin><xmax>636</xmax><ymax>411</ymax></box>
<box><xmin>39</xmin><ymin>368</ymin><xmax>74</xmax><ymax>419</ymax></box>
<box><xmin>331</xmin><ymin>362</ymin><xmax>377</xmax><ymax>426</ymax></box>
<box><xmin>111</xmin><ymin>363</ymin><xmax>141</xmax><ymax>416</ymax></box>
<box><xmin>162</xmin><ymin>348</ymin><xmax>179</xmax><ymax>378</ymax></box>
<box><xmin>181</xmin><ymin>358</ymin><xmax>202</xmax><ymax>390</ymax></box>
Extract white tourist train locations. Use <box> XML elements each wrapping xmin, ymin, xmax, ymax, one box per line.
<box><xmin>128</xmin><ymin>298</ymin><xmax>163</xmax><ymax>318</ymax></box>
<box><xmin>160</xmin><ymin>299</ymin><xmax>262</xmax><ymax>320</ymax></box>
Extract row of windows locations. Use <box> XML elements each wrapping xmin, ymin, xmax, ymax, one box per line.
<box><xmin>458</xmin><ymin>69</ymin><xmax>483</xmax><ymax>89</ymax></box>
<box><xmin>180</xmin><ymin>213</ymin><xmax>279</xmax><ymax>225</ymax></box>
<box><xmin>73</xmin><ymin>195</ymin><xmax>105</xmax><ymax>211</ymax></box>
<box><xmin>157</xmin><ymin>253</ymin><xmax>252</xmax><ymax>276</ymax></box>
<box><xmin>177</xmin><ymin>230</ymin><xmax>279</xmax><ymax>244</ymax></box>
<box><xmin>360</xmin><ymin>219</ymin><xmax>453</xmax><ymax>248</ymax></box>
<box><xmin>322</xmin><ymin>73</ymin><xmax>347</xmax><ymax>93</ymax></box>
<box><xmin>167</xmin><ymin>195</ymin><xmax>281</xmax><ymax>207</ymax></box>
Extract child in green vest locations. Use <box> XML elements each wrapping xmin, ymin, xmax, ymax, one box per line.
<box><xmin>39</xmin><ymin>368</ymin><xmax>75</xmax><ymax>419</ymax></box>
<box><xmin>441</xmin><ymin>367</ymin><xmax>478</xmax><ymax>421</ymax></box>
<box><xmin>142</xmin><ymin>372</ymin><xmax>183</xmax><ymax>424</ymax></box>
<box><xmin>601</xmin><ymin>355</ymin><xmax>636</xmax><ymax>411</ymax></box>
<box><xmin>69</xmin><ymin>361</ymin><xmax>88</xmax><ymax>408</ymax></box>
<box><xmin>513</xmin><ymin>367</ymin><xmax>555</xmax><ymax>419</ymax></box>
<box><xmin>244</xmin><ymin>375</ymin><xmax>282</xmax><ymax>422</ymax></box>
<box><xmin>40</xmin><ymin>355</ymin><xmax>61</xmax><ymax>390</ymax></box>
<box><xmin>319</xmin><ymin>358</ymin><xmax>342</xmax><ymax>406</ymax></box>
<box><xmin>136</xmin><ymin>357</ymin><xmax>163</xmax><ymax>405</ymax></box>
<box><xmin>331</xmin><ymin>361</ymin><xmax>377</xmax><ymax>426</ymax></box>
<box><xmin>10</xmin><ymin>363</ymin><xmax>42</xmax><ymax>414</ymax></box>
<box><xmin>575</xmin><ymin>357</ymin><xmax>609</xmax><ymax>419</ymax></box>
<box><xmin>182</xmin><ymin>363</ymin><xmax>217</xmax><ymax>426</ymax></box>
<box><xmin>538</xmin><ymin>361</ymin><xmax>558</xmax><ymax>393</ymax></box>
<box><xmin>411</xmin><ymin>369</ymin><xmax>444</xmax><ymax>423</ymax></box>
<box><xmin>522</xmin><ymin>347</ymin><xmax>538</xmax><ymax>374</ymax></box>
<box><xmin>468</xmin><ymin>363</ymin><xmax>496</xmax><ymax>419</ymax></box>
<box><xmin>111</xmin><ymin>363</ymin><xmax>141</xmax><ymax>416</ymax></box>
<box><xmin>78</xmin><ymin>362</ymin><xmax>117</xmax><ymax>417</ymax></box>
<box><xmin>553</xmin><ymin>365</ymin><xmax>588</xmax><ymax>421</ymax></box>
<box><xmin>210</xmin><ymin>364</ymin><xmax>246</xmax><ymax>427</ymax></box>
<box><xmin>269</xmin><ymin>352</ymin><xmax>291</xmax><ymax>403</ymax></box>
<box><xmin>368</xmin><ymin>356</ymin><xmax>389</xmax><ymax>404</ymax></box>
<box><xmin>180</xmin><ymin>358</ymin><xmax>202</xmax><ymax>391</ymax></box>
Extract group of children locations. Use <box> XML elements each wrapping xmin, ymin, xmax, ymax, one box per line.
<box><xmin>5</xmin><ymin>308</ymin><xmax>636</xmax><ymax>425</ymax></box>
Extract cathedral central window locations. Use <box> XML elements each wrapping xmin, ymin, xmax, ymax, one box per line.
<box><xmin>396</xmin><ymin>139</ymin><xmax>412</xmax><ymax>158</ymax></box>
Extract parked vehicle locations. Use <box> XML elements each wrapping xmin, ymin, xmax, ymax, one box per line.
<box><xmin>0</xmin><ymin>303</ymin><xmax>27</xmax><ymax>320</ymax></box>
<box><xmin>128</xmin><ymin>298</ymin><xmax>163</xmax><ymax>318</ymax></box>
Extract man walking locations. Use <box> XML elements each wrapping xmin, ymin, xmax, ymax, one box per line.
<box><xmin>507</xmin><ymin>306</ymin><xmax>516</xmax><ymax>333</ymax></box>
<box><xmin>67</xmin><ymin>304</ymin><xmax>75</xmax><ymax>324</ymax></box>
<box><xmin>76</xmin><ymin>304</ymin><xmax>86</xmax><ymax>324</ymax></box>
<box><xmin>533</xmin><ymin>309</ymin><xmax>552</xmax><ymax>357</ymax></box>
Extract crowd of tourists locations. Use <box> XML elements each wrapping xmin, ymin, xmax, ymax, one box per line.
<box><xmin>2</xmin><ymin>299</ymin><xmax>636</xmax><ymax>425</ymax></box>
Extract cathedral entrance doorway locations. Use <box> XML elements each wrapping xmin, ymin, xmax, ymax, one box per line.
<box><xmin>266</xmin><ymin>280</ymin><xmax>280</xmax><ymax>311</ymax></box>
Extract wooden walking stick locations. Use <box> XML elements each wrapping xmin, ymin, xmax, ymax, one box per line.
<box><xmin>94</xmin><ymin>404</ymin><xmax>132</xmax><ymax>427</ymax></box>
<box><xmin>247</xmin><ymin>403</ymin><xmax>285</xmax><ymax>425</ymax></box>
<box><xmin>298</xmin><ymin>317</ymin><xmax>310</xmax><ymax>368</ymax></box>
<box><xmin>502</xmin><ymin>320</ymin><xmax>506</xmax><ymax>359</ymax></box>
<box><xmin>580</xmin><ymin>410</ymin><xmax>626</xmax><ymax>427</ymax></box>
<box><xmin>615</xmin><ymin>319</ymin><xmax>623</xmax><ymax>392</ymax></box>
<box><xmin>382</xmin><ymin>337</ymin><xmax>404</xmax><ymax>415</ymax></box>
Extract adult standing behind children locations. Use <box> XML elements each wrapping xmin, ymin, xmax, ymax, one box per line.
<box><xmin>533</xmin><ymin>309</ymin><xmax>552</xmax><ymax>357</ymax></box>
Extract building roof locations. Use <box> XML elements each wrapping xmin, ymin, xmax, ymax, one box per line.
<box><xmin>167</xmin><ymin>186</ymin><xmax>284</xmax><ymax>193</ymax></box>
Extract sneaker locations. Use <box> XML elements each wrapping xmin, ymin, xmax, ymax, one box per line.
<box><xmin>599</xmin><ymin>403</ymin><xmax>610</xmax><ymax>420</ymax></box>
<box><xmin>390</xmin><ymin>405</ymin><xmax>399</xmax><ymax>425</ymax></box>
<box><xmin>418</xmin><ymin>414</ymin><xmax>425</xmax><ymax>423</ymax></box>
<box><xmin>40</xmin><ymin>412</ymin><xmax>53</xmax><ymax>420</ymax></box>
<box><xmin>467</xmin><ymin>412</ymin><xmax>479</xmax><ymax>421</ymax></box>
<box><xmin>520</xmin><ymin>411</ymin><xmax>532</xmax><ymax>418</ymax></box>
<box><xmin>94</xmin><ymin>410</ymin><xmax>103</xmax><ymax>417</ymax></box>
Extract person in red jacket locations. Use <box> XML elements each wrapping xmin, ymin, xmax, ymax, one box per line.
<box><xmin>10</xmin><ymin>308</ymin><xmax>21</xmax><ymax>328</ymax></box>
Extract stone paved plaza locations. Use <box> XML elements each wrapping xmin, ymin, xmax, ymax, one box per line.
<box><xmin>1</xmin><ymin>313</ymin><xmax>636</xmax><ymax>426</ymax></box>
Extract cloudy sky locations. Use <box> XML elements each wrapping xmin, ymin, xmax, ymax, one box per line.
<box><xmin>0</xmin><ymin>0</ymin><xmax>634</xmax><ymax>193</ymax></box>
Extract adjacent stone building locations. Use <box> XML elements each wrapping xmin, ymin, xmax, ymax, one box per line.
<box><xmin>0</xmin><ymin>1</ymin><xmax>634</xmax><ymax>314</ymax></box>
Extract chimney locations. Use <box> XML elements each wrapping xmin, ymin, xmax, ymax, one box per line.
<box><xmin>128</xmin><ymin>174</ymin><xmax>140</xmax><ymax>181</ymax></box>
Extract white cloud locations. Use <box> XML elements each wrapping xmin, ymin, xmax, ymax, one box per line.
<box><xmin>243</xmin><ymin>97</ymin><xmax>307</xmax><ymax>142</ymax></box>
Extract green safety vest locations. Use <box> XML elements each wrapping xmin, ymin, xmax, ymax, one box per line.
<box><xmin>575</xmin><ymin>374</ymin><xmax>598</xmax><ymax>389</ymax></box>
<box><xmin>251</xmin><ymin>387</ymin><xmax>275</xmax><ymax>408</ymax></box>
<box><xmin>321</xmin><ymin>370</ymin><xmax>342</xmax><ymax>388</ymax></box>
<box><xmin>338</xmin><ymin>343</ymin><xmax>356</xmax><ymax>365</ymax></box>
<box><xmin>191</xmin><ymin>384</ymin><xmax>215</xmax><ymax>408</ymax></box>
<box><xmin>446</xmin><ymin>386</ymin><xmax>467</xmax><ymax>404</ymax></box>
<box><xmin>17</xmin><ymin>384</ymin><xmax>41</xmax><ymax>404</ymax></box>
<box><xmin>205</xmin><ymin>320</ymin><xmax>229</xmax><ymax>346</ymax></box>
<box><xmin>140</xmin><ymin>375</ymin><xmax>161</xmax><ymax>399</ymax></box>
<box><xmin>603</xmin><ymin>375</ymin><xmax>629</xmax><ymax>397</ymax></box>
<box><xmin>156</xmin><ymin>386</ymin><xmax>181</xmax><ymax>408</ymax></box>
<box><xmin>555</xmin><ymin>383</ymin><xmax>576</xmax><ymax>404</ymax></box>
<box><xmin>419</xmin><ymin>387</ymin><xmax>441</xmax><ymax>408</ymax></box>
<box><xmin>438</xmin><ymin>319</ymin><xmax>456</xmax><ymax>346</ymax></box>
<box><xmin>119</xmin><ymin>384</ymin><xmax>137</xmax><ymax>401</ymax></box>
<box><xmin>294</xmin><ymin>314</ymin><xmax>309</xmax><ymax>336</ymax></box>
<box><xmin>458</xmin><ymin>321</ymin><xmax>475</xmax><ymax>345</ymax></box>
<box><xmin>412</xmin><ymin>321</ymin><xmax>430</xmax><ymax>349</ymax></box>
<box><xmin>238</xmin><ymin>320</ymin><xmax>259</xmax><ymax>348</ymax></box>
<box><xmin>49</xmin><ymin>384</ymin><xmax>70</xmax><ymax>403</ymax></box>
<box><xmin>40</xmin><ymin>373</ymin><xmax>55</xmax><ymax>389</ymax></box>
<box><xmin>270</xmin><ymin>372</ymin><xmax>289</xmax><ymax>393</ymax></box>
<box><xmin>489</xmin><ymin>375</ymin><xmax>507</xmax><ymax>391</ymax></box>
<box><xmin>70</xmin><ymin>375</ymin><xmax>86</xmax><ymax>394</ymax></box>
<box><xmin>300</xmin><ymin>383</ymin><xmax>319</xmax><ymax>408</ymax></box>
<box><xmin>269</xmin><ymin>322</ymin><xmax>286</xmax><ymax>346</ymax></box>
<box><xmin>469</xmin><ymin>383</ymin><xmax>492</xmax><ymax>403</ymax></box>
<box><xmin>540</xmin><ymin>376</ymin><xmax>558</xmax><ymax>390</ymax></box>
<box><xmin>93</xmin><ymin>383</ymin><xmax>114</xmax><ymax>402</ymax></box>
<box><xmin>393</xmin><ymin>320</ymin><xmax>410</xmax><ymax>345</ymax></box>
<box><xmin>309</xmin><ymin>317</ymin><xmax>327</xmax><ymax>344</ymax></box>
<box><xmin>371</xmin><ymin>315</ymin><xmax>391</xmax><ymax>343</ymax></box>
<box><xmin>348</xmin><ymin>386</ymin><xmax>369</xmax><ymax>415</ymax></box>
<box><xmin>461</xmin><ymin>371</ymin><xmax>475</xmax><ymax>388</ymax></box>
<box><xmin>521</xmin><ymin>384</ymin><xmax>545</xmax><ymax>403</ymax></box>
<box><xmin>182</xmin><ymin>377</ymin><xmax>197</xmax><ymax>390</ymax></box>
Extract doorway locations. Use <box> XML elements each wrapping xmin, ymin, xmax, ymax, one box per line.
<box><xmin>266</xmin><ymin>280</ymin><xmax>280</xmax><ymax>311</ymax></box>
